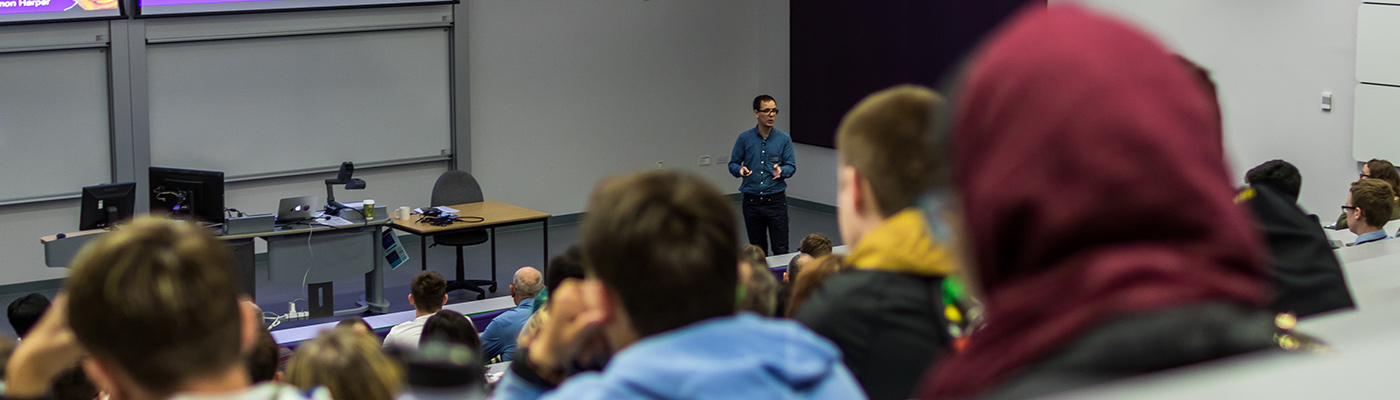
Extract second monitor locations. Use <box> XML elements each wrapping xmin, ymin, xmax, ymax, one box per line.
<box><xmin>150</xmin><ymin>166</ymin><xmax>225</xmax><ymax>224</ymax></box>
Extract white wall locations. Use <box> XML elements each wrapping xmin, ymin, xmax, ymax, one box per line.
<box><xmin>785</xmin><ymin>144</ymin><xmax>838</xmax><ymax>206</ymax></box>
<box><xmin>1056</xmin><ymin>0</ymin><xmax>1361</xmax><ymax>215</ymax></box>
<box><xmin>466</xmin><ymin>0</ymin><xmax>791</xmax><ymax>215</ymax></box>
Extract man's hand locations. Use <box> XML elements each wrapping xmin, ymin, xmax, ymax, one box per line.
<box><xmin>773</xmin><ymin>165</ymin><xmax>783</xmax><ymax>179</ymax></box>
<box><xmin>739</xmin><ymin>166</ymin><xmax>752</xmax><ymax>177</ymax></box>
<box><xmin>527</xmin><ymin>280</ymin><xmax>608</xmax><ymax>384</ymax></box>
<box><xmin>7</xmin><ymin>295</ymin><xmax>85</xmax><ymax>399</ymax></box>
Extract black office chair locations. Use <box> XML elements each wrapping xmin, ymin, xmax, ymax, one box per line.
<box><xmin>430</xmin><ymin>170</ymin><xmax>496</xmax><ymax>300</ymax></box>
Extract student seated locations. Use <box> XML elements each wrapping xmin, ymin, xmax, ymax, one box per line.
<box><xmin>791</xmin><ymin>85</ymin><xmax>964</xmax><ymax>400</ymax></box>
<box><xmin>1334</xmin><ymin>159</ymin><xmax>1400</xmax><ymax>229</ymax></box>
<box><xmin>737</xmin><ymin>247</ymin><xmax>780</xmax><ymax>316</ymax></box>
<box><xmin>481</xmin><ymin>267</ymin><xmax>543</xmax><ymax>362</ymax></box>
<box><xmin>420</xmin><ymin>309</ymin><xmax>482</xmax><ymax>352</ymax></box>
<box><xmin>1238</xmin><ymin>161</ymin><xmax>1355</xmax><ymax>317</ymax></box>
<box><xmin>249</xmin><ymin>327</ymin><xmax>282</xmax><ymax>383</ymax></box>
<box><xmin>7</xmin><ymin>293</ymin><xmax>49</xmax><ymax>339</ymax></box>
<box><xmin>4</xmin><ymin>217</ymin><xmax>330</xmax><ymax>400</ymax></box>
<box><xmin>495</xmin><ymin>170</ymin><xmax>863</xmax><ymax>399</ymax></box>
<box><xmin>288</xmin><ymin>328</ymin><xmax>404</xmax><ymax>400</ymax></box>
<box><xmin>785</xmin><ymin>255</ymin><xmax>842</xmax><ymax>318</ymax></box>
<box><xmin>1246</xmin><ymin>159</ymin><xmax>1303</xmax><ymax>204</ymax></box>
<box><xmin>920</xmin><ymin>6</ymin><xmax>1306</xmax><ymax>398</ymax></box>
<box><xmin>1345</xmin><ymin>179</ymin><xmax>1395</xmax><ymax>246</ymax></box>
<box><xmin>800</xmin><ymin>233</ymin><xmax>834</xmax><ymax>257</ymax></box>
<box><xmin>385</xmin><ymin>271</ymin><xmax>456</xmax><ymax>350</ymax></box>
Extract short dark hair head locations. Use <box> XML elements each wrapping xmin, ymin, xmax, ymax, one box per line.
<box><xmin>753</xmin><ymin>94</ymin><xmax>776</xmax><ymax>111</ymax></box>
<box><xmin>66</xmin><ymin>217</ymin><xmax>242</xmax><ymax>395</ymax></box>
<box><xmin>741</xmin><ymin>244</ymin><xmax>768</xmax><ymax>268</ymax></box>
<box><xmin>7</xmin><ymin>293</ymin><xmax>50</xmax><ymax>338</ymax></box>
<box><xmin>1245</xmin><ymin>160</ymin><xmax>1302</xmax><ymax>203</ymax></box>
<box><xmin>1352</xmin><ymin>178</ymin><xmax>1395</xmax><ymax>228</ymax></box>
<box><xmin>248</xmin><ymin>327</ymin><xmax>279</xmax><ymax>383</ymax></box>
<box><xmin>581</xmin><ymin>170</ymin><xmax>738</xmax><ymax>337</ymax></box>
<box><xmin>419</xmin><ymin>310</ymin><xmax>481</xmax><ymax>351</ymax></box>
<box><xmin>411</xmin><ymin>271</ymin><xmax>447</xmax><ymax>313</ymax></box>
<box><xmin>798</xmin><ymin>233</ymin><xmax>833</xmax><ymax>257</ymax></box>
<box><xmin>544</xmin><ymin>245</ymin><xmax>586</xmax><ymax>292</ymax></box>
<box><xmin>1366</xmin><ymin>159</ymin><xmax>1400</xmax><ymax>193</ymax></box>
<box><xmin>836</xmin><ymin>85</ymin><xmax>947</xmax><ymax>216</ymax></box>
<box><xmin>738</xmin><ymin>260</ymin><xmax>779</xmax><ymax>316</ymax></box>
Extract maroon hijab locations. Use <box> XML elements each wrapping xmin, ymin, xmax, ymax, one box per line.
<box><xmin>923</xmin><ymin>5</ymin><xmax>1268</xmax><ymax>398</ymax></box>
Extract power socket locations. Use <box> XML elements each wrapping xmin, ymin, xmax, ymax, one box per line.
<box><xmin>287</xmin><ymin>301</ymin><xmax>309</xmax><ymax>320</ymax></box>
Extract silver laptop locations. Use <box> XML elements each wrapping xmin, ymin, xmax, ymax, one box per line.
<box><xmin>275</xmin><ymin>195</ymin><xmax>319</xmax><ymax>223</ymax></box>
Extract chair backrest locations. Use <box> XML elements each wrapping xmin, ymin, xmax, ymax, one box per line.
<box><xmin>432</xmin><ymin>170</ymin><xmax>483</xmax><ymax>207</ymax></box>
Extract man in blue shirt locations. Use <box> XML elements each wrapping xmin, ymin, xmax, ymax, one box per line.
<box><xmin>482</xmin><ymin>266</ymin><xmax>544</xmax><ymax>361</ymax></box>
<box><xmin>1345</xmin><ymin>179</ymin><xmax>1394</xmax><ymax>247</ymax></box>
<box><xmin>730</xmin><ymin>94</ymin><xmax>797</xmax><ymax>255</ymax></box>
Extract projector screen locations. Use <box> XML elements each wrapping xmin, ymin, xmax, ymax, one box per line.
<box><xmin>0</xmin><ymin>0</ymin><xmax>120</xmax><ymax>24</ymax></box>
<box><xmin>138</xmin><ymin>0</ymin><xmax>451</xmax><ymax>16</ymax></box>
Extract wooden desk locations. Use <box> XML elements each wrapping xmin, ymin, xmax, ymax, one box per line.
<box><xmin>389</xmin><ymin>201</ymin><xmax>551</xmax><ymax>296</ymax></box>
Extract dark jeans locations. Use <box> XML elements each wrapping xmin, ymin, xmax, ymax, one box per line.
<box><xmin>743</xmin><ymin>191</ymin><xmax>789</xmax><ymax>255</ymax></box>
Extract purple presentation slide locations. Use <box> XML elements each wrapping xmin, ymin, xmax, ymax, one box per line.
<box><xmin>0</xmin><ymin>0</ymin><xmax>116</xmax><ymax>15</ymax></box>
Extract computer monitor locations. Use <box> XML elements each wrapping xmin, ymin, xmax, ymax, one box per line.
<box><xmin>79</xmin><ymin>182</ymin><xmax>137</xmax><ymax>230</ymax></box>
<box><xmin>150</xmin><ymin>167</ymin><xmax>226</xmax><ymax>224</ymax></box>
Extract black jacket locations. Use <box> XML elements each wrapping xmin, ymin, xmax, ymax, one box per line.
<box><xmin>1246</xmin><ymin>185</ymin><xmax>1355</xmax><ymax>318</ymax></box>
<box><xmin>795</xmin><ymin>269</ymin><xmax>951</xmax><ymax>400</ymax></box>
<box><xmin>982</xmin><ymin>302</ymin><xmax>1282</xmax><ymax>399</ymax></box>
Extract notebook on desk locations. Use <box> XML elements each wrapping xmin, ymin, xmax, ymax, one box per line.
<box><xmin>275</xmin><ymin>195</ymin><xmax>319</xmax><ymax>224</ymax></box>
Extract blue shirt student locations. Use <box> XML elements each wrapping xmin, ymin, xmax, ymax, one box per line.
<box><xmin>481</xmin><ymin>297</ymin><xmax>535</xmax><ymax>362</ymax></box>
<box><xmin>729</xmin><ymin>127</ymin><xmax>796</xmax><ymax>196</ymax></box>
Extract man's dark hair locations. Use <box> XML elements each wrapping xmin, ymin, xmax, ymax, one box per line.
<box><xmin>419</xmin><ymin>310</ymin><xmax>481</xmax><ymax>351</ymax></box>
<box><xmin>7</xmin><ymin>293</ymin><xmax>50</xmax><ymax>338</ymax></box>
<box><xmin>1245</xmin><ymin>160</ymin><xmax>1302</xmax><ymax>203</ymax></box>
<box><xmin>787</xmin><ymin>253</ymin><xmax>811</xmax><ymax>283</ymax></box>
<box><xmin>753</xmin><ymin>94</ymin><xmax>776</xmax><ymax>111</ymax></box>
<box><xmin>544</xmin><ymin>245</ymin><xmax>586</xmax><ymax>292</ymax></box>
<box><xmin>411</xmin><ymin>271</ymin><xmax>447</xmax><ymax>313</ymax></box>
<box><xmin>581</xmin><ymin>170</ymin><xmax>738</xmax><ymax>337</ymax></box>
<box><xmin>249</xmin><ymin>327</ymin><xmax>280</xmax><ymax>383</ymax></box>
<box><xmin>798</xmin><ymin>233</ymin><xmax>833</xmax><ymax>257</ymax></box>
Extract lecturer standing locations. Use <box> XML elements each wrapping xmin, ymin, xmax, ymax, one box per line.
<box><xmin>730</xmin><ymin>94</ymin><xmax>797</xmax><ymax>255</ymax></box>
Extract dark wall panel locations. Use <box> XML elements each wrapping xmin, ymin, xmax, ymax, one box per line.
<box><xmin>790</xmin><ymin>0</ymin><xmax>1041</xmax><ymax>148</ymax></box>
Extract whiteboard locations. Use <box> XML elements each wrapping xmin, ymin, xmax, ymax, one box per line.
<box><xmin>147</xmin><ymin>28</ymin><xmax>451</xmax><ymax>179</ymax></box>
<box><xmin>1353</xmin><ymin>84</ymin><xmax>1400</xmax><ymax>161</ymax></box>
<box><xmin>1357</xmin><ymin>3</ymin><xmax>1400</xmax><ymax>86</ymax></box>
<box><xmin>0</xmin><ymin>48</ymin><xmax>112</xmax><ymax>203</ymax></box>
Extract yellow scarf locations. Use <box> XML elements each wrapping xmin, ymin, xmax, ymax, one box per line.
<box><xmin>843</xmin><ymin>208</ymin><xmax>957</xmax><ymax>276</ymax></box>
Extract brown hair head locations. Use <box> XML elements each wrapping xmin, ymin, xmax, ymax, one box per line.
<box><xmin>1352</xmin><ymin>178</ymin><xmax>1395</xmax><ymax>228</ymax></box>
<box><xmin>741</xmin><ymin>244</ymin><xmax>768</xmax><ymax>268</ymax></box>
<box><xmin>286</xmin><ymin>328</ymin><xmax>404</xmax><ymax>400</ymax></box>
<box><xmin>580</xmin><ymin>170</ymin><xmax>738</xmax><ymax>337</ymax></box>
<box><xmin>1365</xmin><ymin>159</ymin><xmax>1400</xmax><ymax>194</ymax></box>
<box><xmin>410</xmin><ymin>271</ymin><xmax>447</xmax><ymax>313</ymax></box>
<box><xmin>786</xmin><ymin>255</ymin><xmax>843</xmax><ymax>317</ymax></box>
<box><xmin>798</xmin><ymin>233</ymin><xmax>833</xmax><ymax>257</ymax></box>
<box><xmin>836</xmin><ymin>85</ymin><xmax>947</xmax><ymax>217</ymax></box>
<box><xmin>66</xmin><ymin>217</ymin><xmax>243</xmax><ymax>395</ymax></box>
